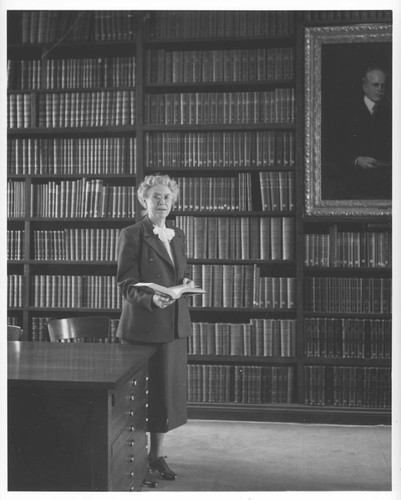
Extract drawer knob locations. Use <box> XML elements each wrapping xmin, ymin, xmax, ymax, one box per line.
<box><xmin>130</xmin><ymin>379</ymin><xmax>138</xmax><ymax>386</ymax></box>
<box><xmin>127</xmin><ymin>439</ymin><xmax>135</xmax><ymax>447</ymax></box>
<box><xmin>128</xmin><ymin>410</ymin><xmax>135</xmax><ymax>417</ymax></box>
<box><xmin>129</xmin><ymin>471</ymin><xmax>135</xmax><ymax>478</ymax></box>
<box><xmin>127</xmin><ymin>455</ymin><xmax>134</xmax><ymax>463</ymax></box>
<box><xmin>130</xmin><ymin>485</ymin><xmax>135</xmax><ymax>491</ymax></box>
<box><xmin>128</xmin><ymin>425</ymin><xmax>135</xmax><ymax>432</ymax></box>
<box><xmin>128</xmin><ymin>395</ymin><xmax>135</xmax><ymax>401</ymax></box>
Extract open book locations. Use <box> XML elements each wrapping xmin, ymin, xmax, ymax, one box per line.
<box><xmin>133</xmin><ymin>282</ymin><xmax>206</xmax><ymax>300</ymax></box>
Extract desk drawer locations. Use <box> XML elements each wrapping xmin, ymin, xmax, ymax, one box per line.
<box><xmin>113</xmin><ymin>380</ymin><xmax>146</xmax><ymax>407</ymax></box>
<box><xmin>109</xmin><ymin>364</ymin><xmax>149</xmax><ymax>490</ymax></box>
<box><xmin>113</xmin><ymin>368</ymin><xmax>147</xmax><ymax>408</ymax></box>
<box><xmin>111</xmin><ymin>371</ymin><xmax>148</xmax><ymax>438</ymax></box>
<box><xmin>111</xmin><ymin>431</ymin><xmax>147</xmax><ymax>491</ymax></box>
<box><xmin>112</xmin><ymin>389</ymin><xmax>146</xmax><ymax>419</ymax></box>
<box><xmin>111</xmin><ymin>401</ymin><xmax>147</xmax><ymax>439</ymax></box>
<box><xmin>111</xmin><ymin>406</ymin><xmax>147</xmax><ymax>459</ymax></box>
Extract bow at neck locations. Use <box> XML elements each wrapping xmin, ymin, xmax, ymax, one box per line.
<box><xmin>153</xmin><ymin>225</ymin><xmax>175</xmax><ymax>243</ymax></box>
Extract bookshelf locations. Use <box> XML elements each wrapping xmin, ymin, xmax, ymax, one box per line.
<box><xmin>7</xmin><ymin>10</ymin><xmax>139</xmax><ymax>345</ymax></box>
<box><xmin>302</xmin><ymin>219</ymin><xmax>391</xmax><ymax>413</ymax></box>
<box><xmin>7</xmin><ymin>10</ymin><xmax>392</xmax><ymax>425</ymax></box>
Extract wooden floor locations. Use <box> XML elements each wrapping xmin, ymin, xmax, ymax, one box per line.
<box><xmin>142</xmin><ymin>419</ymin><xmax>392</xmax><ymax>493</ymax></box>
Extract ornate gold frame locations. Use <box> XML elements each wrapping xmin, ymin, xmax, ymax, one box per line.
<box><xmin>304</xmin><ymin>24</ymin><xmax>392</xmax><ymax>216</ymax></box>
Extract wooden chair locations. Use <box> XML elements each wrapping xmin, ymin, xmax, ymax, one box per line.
<box><xmin>7</xmin><ymin>325</ymin><xmax>23</xmax><ymax>341</ymax></box>
<box><xmin>47</xmin><ymin>316</ymin><xmax>112</xmax><ymax>343</ymax></box>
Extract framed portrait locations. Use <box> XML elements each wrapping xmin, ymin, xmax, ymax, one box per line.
<box><xmin>304</xmin><ymin>24</ymin><xmax>392</xmax><ymax>216</ymax></box>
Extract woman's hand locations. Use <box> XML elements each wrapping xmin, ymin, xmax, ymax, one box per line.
<box><xmin>183</xmin><ymin>278</ymin><xmax>195</xmax><ymax>288</ymax></box>
<box><xmin>152</xmin><ymin>292</ymin><xmax>175</xmax><ymax>309</ymax></box>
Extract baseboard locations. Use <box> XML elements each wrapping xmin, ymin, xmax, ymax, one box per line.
<box><xmin>188</xmin><ymin>403</ymin><xmax>391</xmax><ymax>425</ymax></box>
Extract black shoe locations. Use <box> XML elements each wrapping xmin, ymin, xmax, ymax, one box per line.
<box><xmin>141</xmin><ymin>466</ymin><xmax>159</xmax><ymax>488</ymax></box>
<box><xmin>148</xmin><ymin>456</ymin><xmax>177</xmax><ymax>481</ymax></box>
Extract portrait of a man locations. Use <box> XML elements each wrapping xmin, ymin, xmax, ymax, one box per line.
<box><xmin>320</xmin><ymin>41</ymin><xmax>392</xmax><ymax>201</ymax></box>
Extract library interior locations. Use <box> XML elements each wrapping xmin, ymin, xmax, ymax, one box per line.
<box><xmin>6</xmin><ymin>9</ymin><xmax>394</xmax><ymax>493</ymax></box>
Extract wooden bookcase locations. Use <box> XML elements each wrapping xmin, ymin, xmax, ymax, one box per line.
<box><xmin>7</xmin><ymin>10</ymin><xmax>392</xmax><ymax>425</ymax></box>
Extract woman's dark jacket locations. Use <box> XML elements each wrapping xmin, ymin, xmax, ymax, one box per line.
<box><xmin>116</xmin><ymin>216</ymin><xmax>192</xmax><ymax>343</ymax></box>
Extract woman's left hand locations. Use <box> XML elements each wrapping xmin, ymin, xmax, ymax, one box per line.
<box><xmin>183</xmin><ymin>278</ymin><xmax>195</xmax><ymax>287</ymax></box>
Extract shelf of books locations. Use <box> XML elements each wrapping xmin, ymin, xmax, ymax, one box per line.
<box><xmin>7</xmin><ymin>10</ymin><xmax>139</xmax><ymax>344</ymax></box>
<box><xmin>141</xmin><ymin>10</ymin><xmax>301</xmax><ymax>420</ymax></box>
<box><xmin>302</xmin><ymin>220</ymin><xmax>391</xmax><ymax>422</ymax></box>
<box><xmin>7</xmin><ymin>10</ymin><xmax>392</xmax><ymax>424</ymax></box>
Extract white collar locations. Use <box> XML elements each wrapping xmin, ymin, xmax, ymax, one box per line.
<box><xmin>153</xmin><ymin>225</ymin><xmax>175</xmax><ymax>243</ymax></box>
<box><xmin>364</xmin><ymin>95</ymin><xmax>376</xmax><ymax>114</ymax></box>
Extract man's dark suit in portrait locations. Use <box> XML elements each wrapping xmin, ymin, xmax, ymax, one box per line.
<box><xmin>325</xmin><ymin>66</ymin><xmax>392</xmax><ymax>200</ymax></box>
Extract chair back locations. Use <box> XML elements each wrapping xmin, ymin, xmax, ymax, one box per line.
<box><xmin>47</xmin><ymin>316</ymin><xmax>111</xmax><ymax>343</ymax></box>
<box><xmin>7</xmin><ymin>325</ymin><xmax>22</xmax><ymax>341</ymax></box>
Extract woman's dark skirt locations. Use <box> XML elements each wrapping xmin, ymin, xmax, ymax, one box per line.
<box><xmin>121</xmin><ymin>337</ymin><xmax>188</xmax><ymax>433</ymax></box>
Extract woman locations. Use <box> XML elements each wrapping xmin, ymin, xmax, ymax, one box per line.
<box><xmin>116</xmin><ymin>174</ymin><xmax>193</xmax><ymax>483</ymax></box>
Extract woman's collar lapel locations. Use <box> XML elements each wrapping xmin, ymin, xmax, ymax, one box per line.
<box><xmin>142</xmin><ymin>216</ymin><xmax>176</xmax><ymax>268</ymax></box>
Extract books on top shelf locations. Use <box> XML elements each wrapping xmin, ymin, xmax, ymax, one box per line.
<box><xmin>133</xmin><ymin>282</ymin><xmax>206</xmax><ymax>299</ymax></box>
<box><xmin>145</xmin><ymin>11</ymin><xmax>295</xmax><ymax>40</ymax></box>
<box><xmin>17</xmin><ymin>11</ymin><xmax>137</xmax><ymax>44</ymax></box>
<box><xmin>303</xmin><ymin>10</ymin><xmax>389</xmax><ymax>24</ymax></box>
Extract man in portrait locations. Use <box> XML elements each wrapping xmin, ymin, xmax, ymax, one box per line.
<box><xmin>324</xmin><ymin>65</ymin><xmax>392</xmax><ymax>200</ymax></box>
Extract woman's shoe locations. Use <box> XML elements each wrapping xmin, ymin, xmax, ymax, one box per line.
<box><xmin>141</xmin><ymin>466</ymin><xmax>159</xmax><ymax>488</ymax></box>
<box><xmin>142</xmin><ymin>477</ymin><xmax>158</xmax><ymax>488</ymax></box>
<box><xmin>148</xmin><ymin>456</ymin><xmax>177</xmax><ymax>480</ymax></box>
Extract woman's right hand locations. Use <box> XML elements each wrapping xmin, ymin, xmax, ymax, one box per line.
<box><xmin>152</xmin><ymin>292</ymin><xmax>175</xmax><ymax>309</ymax></box>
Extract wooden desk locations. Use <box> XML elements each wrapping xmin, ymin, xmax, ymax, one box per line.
<box><xmin>8</xmin><ymin>341</ymin><xmax>155</xmax><ymax>491</ymax></box>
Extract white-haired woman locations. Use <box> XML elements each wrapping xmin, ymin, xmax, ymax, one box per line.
<box><xmin>116</xmin><ymin>174</ymin><xmax>194</xmax><ymax>484</ymax></box>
